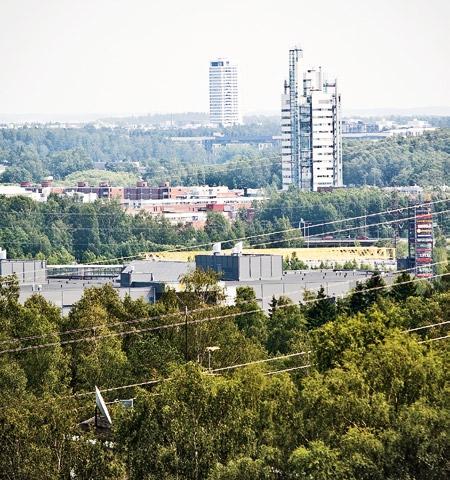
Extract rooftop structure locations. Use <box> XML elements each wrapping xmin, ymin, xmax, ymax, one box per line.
<box><xmin>0</xmin><ymin>257</ymin><xmax>46</xmax><ymax>285</ymax></box>
<box><xmin>4</xmin><ymin>244</ymin><xmax>400</xmax><ymax>314</ymax></box>
<box><xmin>120</xmin><ymin>260</ymin><xmax>193</xmax><ymax>287</ymax></box>
<box><xmin>195</xmin><ymin>253</ymin><xmax>283</xmax><ymax>281</ymax></box>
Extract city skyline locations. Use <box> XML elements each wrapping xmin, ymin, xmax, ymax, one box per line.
<box><xmin>0</xmin><ymin>0</ymin><xmax>449</xmax><ymax>118</ymax></box>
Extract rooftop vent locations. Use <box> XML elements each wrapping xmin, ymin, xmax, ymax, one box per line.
<box><xmin>231</xmin><ymin>242</ymin><xmax>243</xmax><ymax>255</ymax></box>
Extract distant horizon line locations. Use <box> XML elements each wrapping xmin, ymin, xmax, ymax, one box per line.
<box><xmin>1</xmin><ymin>106</ymin><xmax>450</xmax><ymax>123</ymax></box>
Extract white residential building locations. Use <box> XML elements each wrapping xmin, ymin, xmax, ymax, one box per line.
<box><xmin>209</xmin><ymin>59</ymin><xmax>241</xmax><ymax>126</ymax></box>
<box><xmin>281</xmin><ymin>47</ymin><xmax>342</xmax><ymax>191</ymax></box>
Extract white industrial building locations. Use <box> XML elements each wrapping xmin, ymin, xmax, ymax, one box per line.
<box><xmin>281</xmin><ymin>47</ymin><xmax>342</xmax><ymax>191</ymax></box>
<box><xmin>209</xmin><ymin>59</ymin><xmax>241</xmax><ymax>126</ymax></box>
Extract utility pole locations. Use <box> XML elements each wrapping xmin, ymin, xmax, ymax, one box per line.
<box><xmin>61</xmin><ymin>284</ymin><xmax>64</xmax><ymax>314</ymax></box>
<box><xmin>184</xmin><ymin>305</ymin><xmax>189</xmax><ymax>362</ymax></box>
<box><xmin>364</xmin><ymin>210</ymin><xmax>367</xmax><ymax>237</ymax></box>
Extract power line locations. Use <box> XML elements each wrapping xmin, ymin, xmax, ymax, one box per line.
<box><xmin>247</xmin><ymin>210</ymin><xmax>450</xmax><ymax>249</ymax></box>
<box><xmin>73</xmin><ymin>378</ymin><xmax>163</xmax><ymax>397</ymax></box>
<box><xmin>0</xmin><ymin>196</ymin><xmax>446</xmax><ymax>226</ymax></box>
<box><xmin>11</xmin><ymin>313</ymin><xmax>447</xmax><ymax>402</ymax></box>
<box><xmin>404</xmin><ymin>321</ymin><xmax>450</xmax><ymax>333</ymax></box>
<box><xmin>241</xmin><ymin>199</ymin><xmax>450</xmax><ymax>213</ymax></box>
<box><xmin>1</xmin><ymin>271</ymin><xmax>447</xmax><ymax>355</ymax></box>
<box><xmin>43</xmin><ymin>206</ymin><xmax>450</xmax><ymax>264</ymax></box>
<box><xmin>209</xmin><ymin>351</ymin><xmax>310</xmax><ymax>373</ymax></box>
<box><xmin>0</xmin><ymin>154</ymin><xmax>283</xmax><ymax>220</ymax></box>
<box><xmin>3</xmin><ymin>200</ymin><xmax>448</xmax><ymax>273</ymax></box>
<box><xmin>0</xmin><ymin>310</ymin><xmax>249</xmax><ymax>354</ymax></box>
<box><xmin>72</xmin><ymin>351</ymin><xmax>312</xmax><ymax>397</ymax></box>
<box><xmin>73</xmin><ymin>316</ymin><xmax>450</xmax><ymax>398</ymax></box>
<box><xmin>0</xmin><ymin>197</ymin><xmax>446</xmax><ymax>241</ymax></box>
<box><xmin>3</xmin><ymin>266</ymin><xmax>449</xmax><ymax>349</ymax></box>
<box><xmin>5</xmin><ymin>203</ymin><xmax>449</xmax><ymax>271</ymax></box>
<box><xmin>83</xmin><ymin>319</ymin><xmax>450</xmax><ymax>397</ymax></box>
<box><xmin>3</xmin><ymin>260</ymin><xmax>445</xmax><ymax>346</ymax></box>
<box><xmin>261</xmin><ymin>327</ymin><xmax>450</xmax><ymax>377</ymax></box>
<box><xmin>266</xmin><ymin>364</ymin><xmax>312</xmax><ymax>375</ymax></box>
<box><xmin>418</xmin><ymin>335</ymin><xmax>450</xmax><ymax>344</ymax></box>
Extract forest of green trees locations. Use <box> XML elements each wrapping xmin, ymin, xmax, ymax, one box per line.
<box><xmin>0</xmin><ymin>267</ymin><xmax>448</xmax><ymax>478</ymax></box>
<box><xmin>0</xmin><ymin>125</ymin><xmax>448</xmax><ymax>188</ymax></box>
<box><xmin>343</xmin><ymin>129</ymin><xmax>450</xmax><ymax>187</ymax></box>
<box><xmin>0</xmin><ymin>125</ymin><xmax>279</xmax><ymax>189</ymax></box>
<box><xmin>0</xmin><ymin>189</ymin><xmax>448</xmax><ymax>264</ymax></box>
<box><xmin>0</xmin><ymin>122</ymin><xmax>449</xmax><ymax>479</ymax></box>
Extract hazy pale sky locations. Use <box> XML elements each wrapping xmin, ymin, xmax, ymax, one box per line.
<box><xmin>0</xmin><ymin>0</ymin><xmax>449</xmax><ymax>116</ymax></box>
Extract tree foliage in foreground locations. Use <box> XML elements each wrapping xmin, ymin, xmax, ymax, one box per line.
<box><xmin>0</xmin><ymin>270</ymin><xmax>448</xmax><ymax>478</ymax></box>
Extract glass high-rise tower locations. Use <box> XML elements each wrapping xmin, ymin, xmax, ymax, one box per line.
<box><xmin>209</xmin><ymin>59</ymin><xmax>241</xmax><ymax>127</ymax></box>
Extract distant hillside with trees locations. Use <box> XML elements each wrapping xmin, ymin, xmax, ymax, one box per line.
<box><xmin>0</xmin><ymin>125</ymin><xmax>279</xmax><ymax>187</ymax></box>
<box><xmin>0</xmin><ymin>125</ymin><xmax>448</xmax><ymax>189</ymax></box>
<box><xmin>343</xmin><ymin>130</ymin><xmax>450</xmax><ymax>187</ymax></box>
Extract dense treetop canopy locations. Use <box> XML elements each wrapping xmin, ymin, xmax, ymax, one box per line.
<box><xmin>0</xmin><ymin>125</ymin><xmax>448</xmax><ymax>188</ymax></box>
<box><xmin>0</xmin><ymin>189</ymin><xmax>447</xmax><ymax>264</ymax></box>
<box><xmin>0</xmin><ymin>266</ymin><xmax>448</xmax><ymax>478</ymax></box>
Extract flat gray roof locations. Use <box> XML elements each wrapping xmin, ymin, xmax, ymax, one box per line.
<box><xmin>19</xmin><ymin>278</ymin><xmax>155</xmax><ymax>315</ymax></box>
<box><xmin>224</xmin><ymin>269</ymin><xmax>377</xmax><ymax>286</ymax></box>
<box><xmin>123</xmin><ymin>260</ymin><xmax>194</xmax><ymax>282</ymax></box>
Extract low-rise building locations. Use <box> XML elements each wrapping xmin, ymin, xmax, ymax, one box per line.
<box><xmin>3</xmin><ymin>179</ymin><xmax>261</xmax><ymax>228</ymax></box>
<box><xmin>0</xmin><ymin>257</ymin><xmax>46</xmax><ymax>285</ymax></box>
<box><xmin>117</xmin><ymin>250</ymin><xmax>396</xmax><ymax>311</ymax></box>
<box><xmin>4</xmin><ymin>246</ymin><xmax>400</xmax><ymax>314</ymax></box>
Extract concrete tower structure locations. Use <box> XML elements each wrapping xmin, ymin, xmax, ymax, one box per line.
<box><xmin>209</xmin><ymin>59</ymin><xmax>241</xmax><ymax>127</ymax></box>
<box><xmin>281</xmin><ymin>47</ymin><xmax>342</xmax><ymax>191</ymax></box>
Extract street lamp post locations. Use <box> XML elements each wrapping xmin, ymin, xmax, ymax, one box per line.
<box><xmin>300</xmin><ymin>218</ymin><xmax>311</xmax><ymax>248</ymax></box>
<box><xmin>205</xmin><ymin>346</ymin><xmax>220</xmax><ymax>372</ymax></box>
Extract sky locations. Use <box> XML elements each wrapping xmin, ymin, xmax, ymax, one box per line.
<box><xmin>0</xmin><ymin>0</ymin><xmax>449</xmax><ymax>118</ymax></box>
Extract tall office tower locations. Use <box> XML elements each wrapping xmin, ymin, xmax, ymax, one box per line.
<box><xmin>281</xmin><ymin>47</ymin><xmax>342</xmax><ymax>191</ymax></box>
<box><xmin>209</xmin><ymin>59</ymin><xmax>241</xmax><ymax>126</ymax></box>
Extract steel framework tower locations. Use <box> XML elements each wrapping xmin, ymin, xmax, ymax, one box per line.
<box><xmin>408</xmin><ymin>204</ymin><xmax>434</xmax><ymax>277</ymax></box>
<box><xmin>281</xmin><ymin>47</ymin><xmax>342</xmax><ymax>191</ymax></box>
<box><xmin>288</xmin><ymin>47</ymin><xmax>301</xmax><ymax>188</ymax></box>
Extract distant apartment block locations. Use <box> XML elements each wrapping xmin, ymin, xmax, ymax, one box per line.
<box><xmin>342</xmin><ymin>118</ymin><xmax>435</xmax><ymax>139</ymax></box>
<box><xmin>209</xmin><ymin>59</ymin><xmax>241</xmax><ymax>126</ymax></box>
<box><xmin>2</xmin><ymin>179</ymin><xmax>264</xmax><ymax>229</ymax></box>
<box><xmin>281</xmin><ymin>47</ymin><xmax>342</xmax><ymax>191</ymax></box>
<box><xmin>170</xmin><ymin>134</ymin><xmax>279</xmax><ymax>152</ymax></box>
<box><xmin>122</xmin><ymin>183</ymin><xmax>263</xmax><ymax>228</ymax></box>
